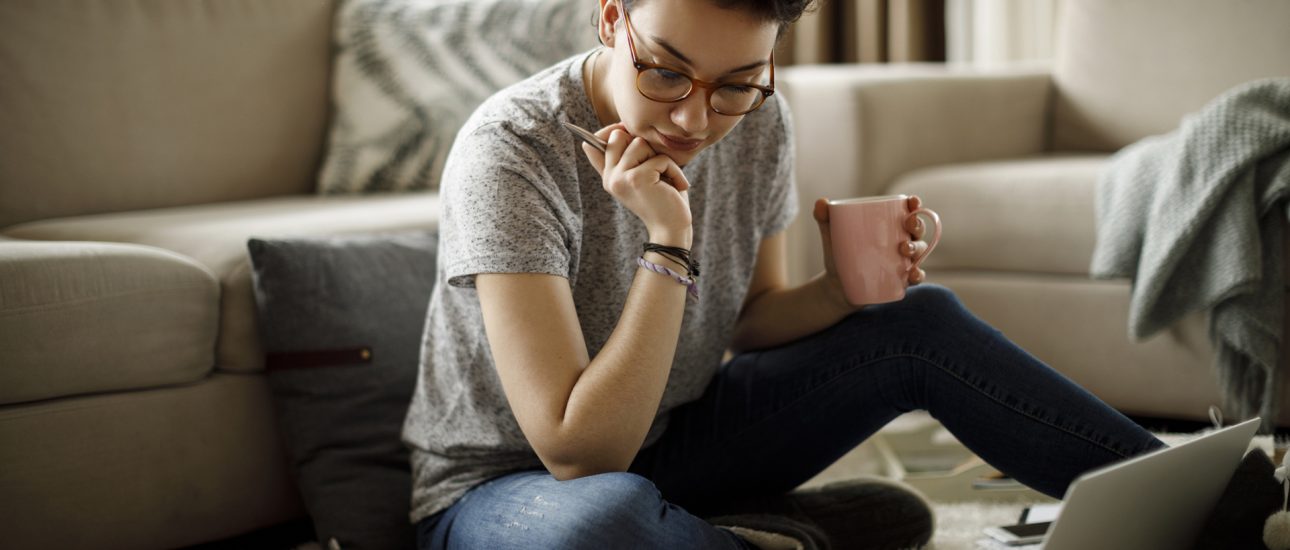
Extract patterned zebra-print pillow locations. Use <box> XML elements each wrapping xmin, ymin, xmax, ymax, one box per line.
<box><xmin>317</xmin><ymin>0</ymin><xmax>599</xmax><ymax>194</ymax></box>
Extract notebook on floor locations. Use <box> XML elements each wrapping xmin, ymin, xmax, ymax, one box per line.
<box><xmin>1018</xmin><ymin>417</ymin><xmax>1261</xmax><ymax>550</ymax></box>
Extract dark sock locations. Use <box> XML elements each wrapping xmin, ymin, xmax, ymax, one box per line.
<box><xmin>1191</xmin><ymin>449</ymin><xmax>1282</xmax><ymax>550</ymax></box>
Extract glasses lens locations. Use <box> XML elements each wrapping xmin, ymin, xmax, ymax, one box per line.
<box><xmin>711</xmin><ymin>85</ymin><xmax>765</xmax><ymax>115</ymax></box>
<box><xmin>637</xmin><ymin>68</ymin><xmax>692</xmax><ymax>101</ymax></box>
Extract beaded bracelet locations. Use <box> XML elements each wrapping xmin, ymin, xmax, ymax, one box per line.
<box><xmin>637</xmin><ymin>256</ymin><xmax>700</xmax><ymax>301</ymax></box>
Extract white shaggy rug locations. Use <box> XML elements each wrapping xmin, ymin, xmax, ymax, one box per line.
<box><xmin>925</xmin><ymin>500</ymin><xmax>1040</xmax><ymax>550</ymax></box>
<box><xmin>801</xmin><ymin>413</ymin><xmax>1284</xmax><ymax>550</ymax></box>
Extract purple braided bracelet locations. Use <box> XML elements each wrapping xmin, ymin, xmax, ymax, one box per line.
<box><xmin>637</xmin><ymin>257</ymin><xmax>700</xmax><ymax>301</ymax></box>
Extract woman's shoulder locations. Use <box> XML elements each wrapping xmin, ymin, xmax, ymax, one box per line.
<box><xmin>442</xmin><ymin>54</ymin><xmax>591</xmax><ymax>192</ymax></box>
<box><xmin>459</xmin><ymin>53</ymin><xmax>589</xmax><ymax>144</ymax></box>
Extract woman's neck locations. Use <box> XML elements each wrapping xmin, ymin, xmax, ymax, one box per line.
<box><xmin>584</xmin><ymin>48</ymin><xmax>617</xmax><ymax>127</ymax></box>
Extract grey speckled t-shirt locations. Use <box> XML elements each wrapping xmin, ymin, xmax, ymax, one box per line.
<box><xmin>401</xmin><ymin>50</ymin><xmax>798</xmax><ymax>523</ymax></box>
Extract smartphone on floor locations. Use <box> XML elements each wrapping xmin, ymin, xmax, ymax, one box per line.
<box><xmin>982</xmin><ymin>521</ymin><xmax>1052</xmax><ymax>545</ymax></box>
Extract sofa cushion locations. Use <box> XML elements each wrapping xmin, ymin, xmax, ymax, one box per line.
<box><xmin>0</xmin><ymin>241</ymin><xmax>219</xmax><ymax>405</ymax></box>
<box><xmin>0</xmin><ymin>0</ymin><xmax>336</xmax><ymax>228</ymax></box>
<box><xmin>1052</xmin><ymin>0</ymin><xmax>1290</xmax><ymax>152</ymax></box>
<box><xmin>317</xmin><ymin>0</ymin><xmax>597</xmax><ymax>194</ymax></box>
<box><xmin>0</xmin><ymin>373</ymin><xmax>302</xmax><ymax>549</ymax></box>
<box><xmin>3</xmin><ymin>193</ymin><xmax>440</xmax><ymax>373</ymax></box>
<box><xmin>887</xmin><ymin>154</ymin><xmax>1107</xmax><ymax>276</ymax></box>
<box><xmin>247</xmin><ymin>231</ymin><xmax>437</xmax><ymax>550</ymax></box>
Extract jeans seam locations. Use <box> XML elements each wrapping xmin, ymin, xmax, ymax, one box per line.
<box><xmin>762</xmin><ymin>346</ymin><xmax>1135</xmax><ymax>460</ymax></box>
<box><xmin>705</xmin><ymin>346</ymin><xmax>1134</xmax><ymax>471</ymax></box>
<box><xmin>909</xmin><ymin>353</ymin><xmax>1135</xmax><ymax>459</ymax></box>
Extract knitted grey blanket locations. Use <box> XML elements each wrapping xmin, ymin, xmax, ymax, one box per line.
<box><xmin>1090</xmin><ymin>78</ymin><xmax>1290</xmax><ymax>432</ymax></box>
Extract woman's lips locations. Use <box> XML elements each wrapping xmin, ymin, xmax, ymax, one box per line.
<box><xmin>658</xmin><ymin>132</ymin><xmax>703</xmax><ymax>152</ymax></box>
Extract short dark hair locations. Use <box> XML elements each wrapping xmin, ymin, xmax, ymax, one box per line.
<box><xmin>617</xmin><ymin>0</ymin><xmax>819</xmax><ymax>40</ymax></box>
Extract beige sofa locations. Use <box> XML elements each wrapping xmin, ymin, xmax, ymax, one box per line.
<box><xmin>778</xmin><ymin>0</ymin><xmax>1290</xmax><ymax>427</ymax></box>
<box><xmin>0</xmin><ymin>1</ymin><xmax>442</xmax><ymax>548</ymax></box>
<box><xmin>2</xmin><ymin>0</ymin><xmax>1287</xmax><ymax>548</ymax></box>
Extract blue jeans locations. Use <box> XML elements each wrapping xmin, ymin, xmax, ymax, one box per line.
<box><xmin>416</xmin><ymin>285</ymin><xmax>1165</xmax><ymax>549</ymax></box>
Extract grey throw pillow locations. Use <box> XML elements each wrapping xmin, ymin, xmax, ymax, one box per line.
<box><xmin>316</xmin><ymin>0</ymin><xmax>599</xmax><ymax>194</ymax></box>
<box><xmin>247</xmin><ymin>231</ymin><xmax>438</xmax><ymax>550</ymax></box>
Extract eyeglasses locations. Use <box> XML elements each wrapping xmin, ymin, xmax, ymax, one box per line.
<box><xmin>621</xmin><ymin>3</ymin><xmax>775</xmax><ymax>116</ymax></box>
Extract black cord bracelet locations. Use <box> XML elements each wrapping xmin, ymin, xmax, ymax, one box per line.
<box><xmin>643</xmin><ymin>243</ymin><xmax>700</xmax><ymax>278</ymax></box>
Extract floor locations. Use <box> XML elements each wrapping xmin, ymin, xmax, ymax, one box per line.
<box><xmin>798</xmin><ymin>412</ymin><xmax>1051</xmax><ymax>549</ymax></box>
<box><xmin>188</xmin><ymin>412</ymin><xmax>1285</xmax><ymax>549</ymax></box>
<box><xmin>189</xmin><ymin>412</ymin><xmax>1044</xmax><ymax>549</ymax></box>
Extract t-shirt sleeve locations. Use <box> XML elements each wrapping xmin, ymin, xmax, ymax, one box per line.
<box><xmin>762</xmin><ymin>94</ymin><xmax>800</xmax><ymax>238</ymax></box>
<box><xmin>440</xmin><ymin>121</ymin><xmax>574</xmax><ymax>288</ymax></box>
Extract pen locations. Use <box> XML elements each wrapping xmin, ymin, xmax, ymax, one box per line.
<box><xmin>563</xmin><ymin>120</ymin><xmax>682</xmax><ymax>188</ymax></box>
<box><xmin>562</xmin><ymin>121</ymin><xmax>607</xmax><ymax>152</ymax></box>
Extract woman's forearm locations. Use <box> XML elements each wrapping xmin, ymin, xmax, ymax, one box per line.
<box><xmin>550</xmin><ymin>250</ymin><xmax>689</xmax><ymax>479</ymax></box>
<box><xmin>728</xmin><ymin>272</ymin><xmax>856</xmax><ymax>354</ymax></box>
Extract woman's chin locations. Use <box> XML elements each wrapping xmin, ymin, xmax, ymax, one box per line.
<box><xmin>655</xmin><ymin>142</ymin><xmax>704</xmax><ymax>168</ymax></box>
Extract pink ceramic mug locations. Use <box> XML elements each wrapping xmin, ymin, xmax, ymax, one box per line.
<box><xmin>828</xmin><ymin>195</ymin><xmax>943</xmax><ymax>305</ymax></box>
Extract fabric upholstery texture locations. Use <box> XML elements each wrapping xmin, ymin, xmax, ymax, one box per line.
<box><xmin>0</xmin><ymin>0</ymin><xmax>336</xmax><ymax>227</ymax></box>
<box><xmin>0</xmin><ymin>373</ymin><xmax>302</xmax><ymax>549</ymax></box>
<box><xmin>3</xmin><ymin>193</ymin><xmax>440</xmax><ymax>372</ymax></box>
<box><xmin>247</xmin><ymin>231</ymin><xmax>438</xmax><ymax>550</ymax></box>
<box><xmin>888</xmin><ymin>154</ymin><xmax>1107</xmax><ymax>275</ymax></box>
<box><xmin>1052</xmin><ymin>0</ymin><xmax>1290</xmax><ymax>152</ymax></box>
<box><xmin>0</xmin><ymin>241</ymin><xmax>218</xmax><ymax>405</ymax></box>
<box><xmin>317</xmin><ymin>0</ymin><xmax>597</xmax><ymax>194</ymax></box>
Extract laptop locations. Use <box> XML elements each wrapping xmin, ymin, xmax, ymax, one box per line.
<box><xmin>1035</xmin><ymin>416</ymin><xmax>1262</xmax><ymax>549</ymax></box>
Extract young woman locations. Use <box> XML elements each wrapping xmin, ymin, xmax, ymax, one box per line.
<box><xmin>401</xmin><ymin>0</ymin><xmax>1166</xmax><ymax>548</ymax></box>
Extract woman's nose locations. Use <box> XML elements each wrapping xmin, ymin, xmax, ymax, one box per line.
<box><xmin>670</xmin><ymin>90</ymin><xmax>709</xmax><ymax>134</ymax></box>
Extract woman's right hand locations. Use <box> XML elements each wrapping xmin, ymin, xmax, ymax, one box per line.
<box><xmin>581</xmin><ymin>123</ymin><xmax>693</xmax><ymax>247</ymax></box>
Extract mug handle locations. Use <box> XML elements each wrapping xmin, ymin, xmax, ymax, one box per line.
<box><xmin>906</xmin><ymin>207</ymin><xmax>942</xmax><ymax>272</ymax></box>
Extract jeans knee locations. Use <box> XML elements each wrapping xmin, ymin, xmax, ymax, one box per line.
<box><xmin>904</xmin><ymin>283</ymin><xmax>959</xmax><ymax>310</ymax></box>
<box><xmin>839</xmin><ymin>284</ymin><xmax>963</xmax><ymax>325</ymax></box>
<box><xmin>831</xmin><ymin>284</ymin><xmax>977</xmax><ymax>349</ymax></box>
<box><xmin>572</xmin><ymin>472</ymin><xmax>660</xmax><ymax>520</ymax></box>
<box><xmin>536</xmin><ymin>473</ymin><xmax>665</xmax><ymax>548</ymax></box>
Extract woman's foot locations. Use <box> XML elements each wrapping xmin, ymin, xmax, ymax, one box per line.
<box><xmin>705</xmin><ymin>477</ymin><xmax>935</xmax><ymax>549</ymax></box>
<box><xmin>710</xmin><ymin>514</ymin><xmax>829</xmax><ymax>550</ymax></box>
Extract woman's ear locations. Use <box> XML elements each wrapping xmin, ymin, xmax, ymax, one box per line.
<box><xmin>596</xmin><ymin>0</ymin><xmax>620</xmax><ymax>48</ymax></box>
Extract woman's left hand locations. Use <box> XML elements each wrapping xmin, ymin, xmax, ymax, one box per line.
<box><xmin>812</xmin><ymin>195</ymin><xmax>930</xmax><ymax>309</ymax></box>
<box><xmin>900</xmin><ymin>195</ymin><xmax>930</xmax><ymax>285</ymax></box>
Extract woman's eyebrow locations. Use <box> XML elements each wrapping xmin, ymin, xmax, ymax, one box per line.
<box><xmin>650</xmin><ymin>35</ymin><xmax>767</xmax><ymax>76</ymax></box>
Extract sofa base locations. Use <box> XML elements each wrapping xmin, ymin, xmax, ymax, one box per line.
<box><xmin>0</xmin><ymin>372</ymin><xmax>304</xmax><ymax>549</ymax></box>
<box><xmin>931</xmin><ymin>271</ymin><xmax>1227</xmax><ymax>422</ymax></box>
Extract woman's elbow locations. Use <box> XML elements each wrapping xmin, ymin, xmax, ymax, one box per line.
<box><xmin>546</xmin><ymin>462</ymin><xmax>627</xmax><ymax>481</ymax></box>
<box><xmin>536</xmin><ymin>442</ymin><xmax>632</xmax><ymax>481</ymax></box>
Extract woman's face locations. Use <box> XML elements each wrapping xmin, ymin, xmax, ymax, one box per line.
<box><xmin>597</xmin><ymin>0</ymin><xmax>778</xmax><ymax>167</ymax></box>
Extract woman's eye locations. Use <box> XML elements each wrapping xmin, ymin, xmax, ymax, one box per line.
<box><xmin>655</xmin><ymin>69</ymin><xmax>686</xmax><ymax>82</ymax></box>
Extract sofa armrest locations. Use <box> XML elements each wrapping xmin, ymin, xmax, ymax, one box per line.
<box><xmin>0</xmin><ymin>240</ymin><xmax>218</xmax><ymax>405</ymax></box>
<box><xmin>778</xmin><ymin>64</ymin><xmax>1053</xmax><ymax>284</ymax></box>
<box><xmin>780</xmin><ymin>63</ymin><xmax>1053</xmax><ymax>198</ymax></box>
